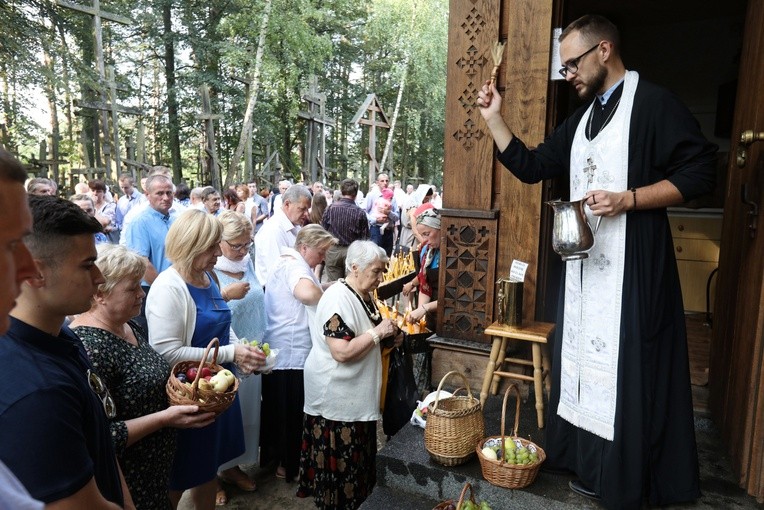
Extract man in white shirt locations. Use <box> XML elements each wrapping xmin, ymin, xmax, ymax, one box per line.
<box><xmin>270</xmin><ymin>179</ymin><xmax>292</xmax><ymax>215</ymax></box>
<box><xmin>113</xmin><ymin>173</ymin><xmax>143</xmax><ymax>243</ymax></box>
<box><xmin>254</xmin><ymin>184</ymin><xmax>311</xmax><ymax>287</ymax></box>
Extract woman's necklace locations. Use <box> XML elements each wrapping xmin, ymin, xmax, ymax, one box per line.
<box><xmin>586</xmin><ymin>98</ymin><xmax>621</xmax><ymax>140</ymax></box>
<box><xmin>84</xmin><ymin>313</ymin><xmax>134</xmax><ymax>344</ymax></box>
<box><xmin>341</xmin><ymin>279</ymin><xmax>381</xmax><ymax>322</ymax></box>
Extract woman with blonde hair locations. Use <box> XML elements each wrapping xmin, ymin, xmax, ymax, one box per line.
<box><xmin>70</xmin><ymin>244</ymin><xmax>214</xmax><ymax>509</ymax></box>
<box><xmin>260</xmin><ymin>224</ymin><xmax>337</xmax><ymax>482</ymax></box>
<box><xmin>213</xmin><ymin>210</ymin><xmax>265</xmax><ymax>504</ymax></box>
<box><xmin>146</xmin><ymin>209</ymin><xmax>265</xmax><ymax>509</ymax></box>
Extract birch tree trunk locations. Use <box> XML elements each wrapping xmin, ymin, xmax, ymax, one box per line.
<box><xmin>379</xmin><ymin>55</ymin><xmax>408</xmax><ymax>177</ymax></box>
<box><xmin>225</xmin><ymin>0</ymin><xmax>272</xmax><ymax>186</ymax></box>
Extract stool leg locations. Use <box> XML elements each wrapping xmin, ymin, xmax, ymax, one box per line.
<box><xmin>532</xmin><ymin>343</ymin><xmax>544</xmax><ymax>428</ymax></box>
<box><xmin>542</xmin><ymin>344</ymin><xmax>552</xmax><ymax>396</ymax></box>
<box><xmin>490</xmin><ymin>337</ymin><xmax>508</xmax><ymax>395</ymax></box>
<box><xmin>480</xmin><ymin>338</ymin><xmax>502</xmax><ymax>406</ymax></box>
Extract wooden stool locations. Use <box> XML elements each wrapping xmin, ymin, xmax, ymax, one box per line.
<box><xmin>480</xmin><ymin>321</ymin><xmax>555</xmax><ymax>428</ymax></box>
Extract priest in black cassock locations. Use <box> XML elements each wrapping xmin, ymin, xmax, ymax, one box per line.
<box><xmin>477</xmin><ymin>14</ymin><xmax>717</xmax><ymax>510</ymax></box>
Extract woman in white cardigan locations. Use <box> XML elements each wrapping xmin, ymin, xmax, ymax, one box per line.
<box><xmin>147</xmin><ymin>209</ymin><xmax>264</xmax><ymax>510</ymax></box>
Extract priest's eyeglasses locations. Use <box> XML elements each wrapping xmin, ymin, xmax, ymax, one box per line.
<box><xmin>87</xmin><ymin>369</ymin><xmax>117</xmax><ymax>419</ymax></box>
<box><xmin>558</xmin><ymin>43</ymin><xmax>600</xmax><ymax>77</ymax></box>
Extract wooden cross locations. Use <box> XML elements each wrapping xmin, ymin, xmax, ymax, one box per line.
<box><xmin>56</xmin><ymin>1</ymin><xmax>131</xmax><ymax>182</ymax></box>
<box><xmin>583</xmin><ymin>157</ymin><xmax>597</xmax><ymax>186</ymax></box>
<box><xmin>260</xmin><ymin>147</ymin><xmax>281</xmax><ymax>187</ymax></box>
<box><xmin>121</xmin><ymin>135</ymin><xmax>148</xmax><ymax>177</ymax></box>
<box><xmin>196</xmin><ymin>84</ymin><xmax>223</xmax><ymax>190</ymax></box>
<box><xmin>29</xmin><ymin>140</ymin><xmax>69</xmax><ymax>181</ymax></box>
<box><xmin>70</xmin><ymin>130</ymin><xmax>106</xmax><ymax>185</ymax></box>
<box><xmin>297</xmin><ymin>75</ymin><xmax>335</xmax><ymax>184</ymax></box>
<box><xmin>351</xmin><ymin>93</ymin><xmax>390</xmax><ymax>189</ymax></box>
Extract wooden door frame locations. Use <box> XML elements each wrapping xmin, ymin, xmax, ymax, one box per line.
<box><xmin>709</xmin><ymin>0</ymin><xmax>764</xmax><ymax>501</ymax></box>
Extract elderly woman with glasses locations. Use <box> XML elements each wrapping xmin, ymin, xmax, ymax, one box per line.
<box><xmin>70</xmin><ymin>244</ymin><xmax>214</xmax><ymax>510</ymax></box>
<box><xmin>212</xmin><ymin>210</ymin><xmax>266</xmax><ymax>504</ymax></box>
<box><xmin>298</xmin><ymin>240</ymin><xmax>402</xmax><ymax>509</ymax></box>
<box><xmin>146</xmin><ymin>209</ymin><xmax>266</xmax><ymax>509</ymax></box>
<box><xmin>259</xmin><ymin>224</ymin><xmax>337</xmax><ymax>482</ymax></box>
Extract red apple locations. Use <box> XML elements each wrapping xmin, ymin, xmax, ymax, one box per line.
<box><xmin>204</xmin><ymin>375</ymin><xmax>212</xmax><ymax>381</ymax></box>
<box><xmin>186</xmin><ymin>367</ymin><xmax>198</xmax><ymax>381</ymax></box>
<box><xmin>200</xmin><ymin>367</ymin><xmax>212</xmax><ymax>379</ymax></box>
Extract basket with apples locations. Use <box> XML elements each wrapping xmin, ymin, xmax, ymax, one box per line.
<box><xmin>476</xmin><ymin>384</ymin><xmax>545</xmax><ymax>489</ymax></box>
<box><xmin>166</xmin><ymin>337</ymin><xmax>239</xmax><ymax>416</ymax></box>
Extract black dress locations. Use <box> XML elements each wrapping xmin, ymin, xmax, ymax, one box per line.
<box><xmin>74</xmin><ymin>323</ymin><xmax>176</xmax><ymax>510</ymax></box>
<box><xmin>497</xmin><ymin>78</ymin><xmax>717</xmax><ymax>509</ymax></box>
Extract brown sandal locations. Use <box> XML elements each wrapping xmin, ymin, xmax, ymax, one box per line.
<box><xmin>218</xmin><ymin>470</ymin><xmax>257</xmax><ymax>492</ymax></box>
<box><xmin>215</xmin><ymin>488</ymin><xmax>228</xmax><ymax>506</ymax></box>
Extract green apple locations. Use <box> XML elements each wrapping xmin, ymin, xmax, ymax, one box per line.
<box><xmin>209</xmin><ymin>373</ymin><xmax>230</xmax><ymax>392</ymax></box>
<box><xmin>218</xmin><ymin>369</ymin><xmax>235</xmax><ymax>386</ymax></box>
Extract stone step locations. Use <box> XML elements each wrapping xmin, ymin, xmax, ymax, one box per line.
<box><xmin>366</xmin><ymin>391</ymin><xmax>597</xmax><ymax>509</ymax></box>
<box><xmin>363</xmin><ymin>388</ymin><xmax>760</xmax><ymax>510</ymax></box>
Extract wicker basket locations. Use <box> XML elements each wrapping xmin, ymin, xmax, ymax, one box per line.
<box><xmin>432</xmin><ymin>482</ymin><xmax>475</xmax><ymax>510</ymax></box>
<box><xmin>166</xmin><ymin>338</ymin><xmax>239</xmax><ymax>416</ymax></box>
<box><xmin>424</xmin><ymin>371</ymin><xmax>484</xmax><ymax>466</ymax></box>
<box><xmin>476</xmin><ymin>384</ymin><xmax>545</xmax><ymax>489</ymax></box>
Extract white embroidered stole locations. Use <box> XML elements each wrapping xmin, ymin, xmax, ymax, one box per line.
<box><xmin>557</xmin><ymin>71</ymin><xmax>639</xmax><ymax>441</ymax></box>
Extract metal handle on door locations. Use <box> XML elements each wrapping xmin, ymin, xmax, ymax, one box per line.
<box><xmin>740</xmin><ymin>130</ymin><xmax>764</xmax><ymax>145</ymax></box>
<box><xmin>736</xmin><ymin>130</ymin><xmax>764</xmax><ymax>168</ymax></box>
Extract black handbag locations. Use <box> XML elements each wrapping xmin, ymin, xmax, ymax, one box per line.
<box><xmin>383</xmin><ymin>344</ymin><xmax>419</xmax><ymax>437</ymax></box>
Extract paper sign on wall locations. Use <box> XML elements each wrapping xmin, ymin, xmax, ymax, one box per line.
<box><xmin>509</xmin><ymin>260</ymin><xmax>528</xmax><ymax>283</ymax></box>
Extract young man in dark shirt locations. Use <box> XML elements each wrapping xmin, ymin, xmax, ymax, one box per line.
<box><xmin>0</xmin><ymin>190</ymin><xmax>133</xmax><ymax>508</ymax></box>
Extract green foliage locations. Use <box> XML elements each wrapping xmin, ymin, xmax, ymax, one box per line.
<box><xmin>2</xmin><ymin>0</ymin><xmax>447</xmax><ymax>190</ymax></box>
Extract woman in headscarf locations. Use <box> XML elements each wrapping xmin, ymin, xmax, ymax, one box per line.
<box><xmin>401</xmin><ymin>208</ymin><xmax>441</xmax><ymax>395</ymax></box>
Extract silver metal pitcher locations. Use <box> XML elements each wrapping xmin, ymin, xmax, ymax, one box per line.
<box><xmin>546</xmin><ymin>198</ymin><xmax>602</xmax><ymax>261</ymax></box>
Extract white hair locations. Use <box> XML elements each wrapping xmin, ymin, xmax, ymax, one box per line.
<box><xmin>345</xmin><ymin>240</ymin><xmax>388</xmax><ymax>273</ymax></box>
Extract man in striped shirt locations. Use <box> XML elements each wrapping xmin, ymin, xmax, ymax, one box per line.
<box><xmin>321</xmin><ymin>178</ymin><xmax>370</xmax><ymax>282</ymax></box>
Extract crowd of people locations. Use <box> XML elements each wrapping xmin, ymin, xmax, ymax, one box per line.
<box><xmin>1</xmin><ymin>152</ymin><xmax>442</xmax><ymax>510</ymax></box>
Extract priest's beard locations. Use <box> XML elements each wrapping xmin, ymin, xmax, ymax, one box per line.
<box><xmin>576</xmin><ymin>64</ymin><xmax>607</xmax><ymax>102</ymax></box>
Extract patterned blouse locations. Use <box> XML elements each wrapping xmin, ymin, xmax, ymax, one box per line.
<box><xmin>73</xmin><ymin>323</ymin><xmax>176</xmax><ymax>510</ymax></box>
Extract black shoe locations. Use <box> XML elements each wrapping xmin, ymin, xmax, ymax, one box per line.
<box><xmin>569</xmin><ymin>479</ymin><xmax>601</xmax><ymax>501</ymax></box>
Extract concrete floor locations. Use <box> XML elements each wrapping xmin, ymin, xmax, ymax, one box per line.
<box><xmin>177</xmin><ymin>465</ymin><xmax>314</xmax><ymax>510</ymax></box>
<box><xmin>178</xmin><ymin>421</ymin><xmax>389</xmax><ymax>510</ymax></box>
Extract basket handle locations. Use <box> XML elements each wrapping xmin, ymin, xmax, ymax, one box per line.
<box><xmin>499</xmin><ymin>384</ymin><xmax>522</xmax><ymax>463</ymax></box>
<box><xmin>455</xmin><ymin>482</ymin><xmax>474</xmax><ymax>510</ymax></box>
<box><xmin>432</xmin><ymin>370</ymin><xmax>473</xmax><ymax>410</ymax></box>
<box><xmin>189</xmin><ymin>337</ymin><xmax>220</xmax><ymax>400</ymax></box>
